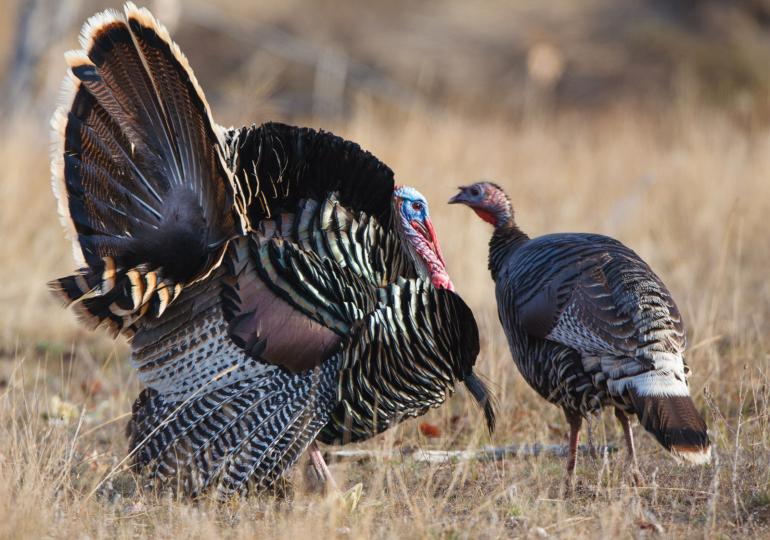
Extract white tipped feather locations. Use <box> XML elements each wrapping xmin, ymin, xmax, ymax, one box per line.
<box><xmin>52</xmin><ymin>10</ymin><xmax>117</xmax><ymax>268</ymax></box>
<box><xmin>123</xmin><ymin>2</ymin><xmax>226</xmax><ymax>146</ymax></box>
<box><xmin>50</xmin><ymin>67</ymin><xmax>86</xmax><ymax>267</ymax></box>
<box><xmin>123</xmin><ymin>2</ymin><xmax>238</xmax><ymax>226</ymax></box>
<box><xmin>64</xmin><ymin>50</ymin><xmax>93</xmax><ymax>68</ymax></box>
<box><xmin>51</xmin><ymin>2</ymin><xmax>235</xmax><ymax>266</ymax></box>
<box><xmin>601</xmin><ymin>352</ymin><xmax>691</xmax><ymax>398</ymax></box>
<box><xmin>610</xmin><ymin>370</ymin><xmax>690</xmax><ymax>397</ymax></box>
<box><xmin>673</xmin><ymin>444</ymin><xmax>712</xmax><ymax>465</ymax></box>
<box><xmin>78</xmin><ymin>8</ymin><xmax>124</xmax><ymax>52</ymax></box>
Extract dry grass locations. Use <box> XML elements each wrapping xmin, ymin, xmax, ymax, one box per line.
<box><xmin>1</xmin><ymin>92</ymin><xmax>770</xmax><ymax>537</ymax></box>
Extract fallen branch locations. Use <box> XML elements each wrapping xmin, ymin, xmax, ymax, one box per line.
<box><xmin>331</xmin><ymin>443</ymin><xmax>618</xmax><ymax>464</ymax></box>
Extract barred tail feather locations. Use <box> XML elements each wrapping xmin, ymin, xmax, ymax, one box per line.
<box><xmin>629</xmin><ymin>388</ymin><xmax>711</xmax><ymax>464</ymax></box>
<box><xmin>48</xmin><ymin>258</ymin><xmax>185</xmax><ymax>337</ymax></box>
<box><xmin>51</xmin><ymin>3</ymin><xmax>244</xmax><ymax>334</ymax></box>
<box><xmin>127</xmin><ymin>361</ymin><xmax>338</xmax><ymax>497</ymax></box>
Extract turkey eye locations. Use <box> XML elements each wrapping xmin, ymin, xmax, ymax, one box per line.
<box><xmin>411</xmin><ymin>201</ymin><xmax>423</xmax><ymax>211</ymax></box>
<box><xmin>470</xmin><ymin>186</ymin><xmax>481</xmax><ymax>197</ymax></box>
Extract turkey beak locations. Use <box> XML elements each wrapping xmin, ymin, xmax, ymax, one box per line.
<box><xmin>411</xmin><ymin>217</ymin><xmax>447</xmax><ymax>268</ymax></box>
<box><xmin>448</xmin><ymin>187</ymin><xmax>467</xmax><ymax>205</ymax></box>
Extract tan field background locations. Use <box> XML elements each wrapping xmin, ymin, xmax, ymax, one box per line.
<box><xmin>1</xmin><ymin>0</ymin><xmax>770</xmax><ymax>538</ymax></box>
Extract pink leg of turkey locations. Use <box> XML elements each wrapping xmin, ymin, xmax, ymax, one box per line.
<box><xmin>308</xmin><ymin>441</ymin><xmax>338</xmax><ymax>491</ymax></box>
<box><xmin>614</xmin><ymin>408</ymin><xmax>643</xmax><ymax>484</ymax></box>
<box><xmin>565</xmin><ymin>412</ymin><xmax>582</xmax><ymax>479</ymax></box>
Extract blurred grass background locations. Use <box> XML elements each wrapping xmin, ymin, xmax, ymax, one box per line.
<box><xmin>1</xmin><ymin>0</ymin><xmax>770</xmax><ymax>538</ymax></box>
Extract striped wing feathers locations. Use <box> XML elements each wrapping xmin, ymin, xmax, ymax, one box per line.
<box><xmin>541</xmin><ymin>254</ymin><xmax>645</xmax><ymax>356</ymax></box>
<box><xmin>320</xmin><ymin>281</ymin><xmax>480</xmax><ymax>444</ymax></box>
<box><xmin>512</xmin><ymin>236</ymin><xmax>685</xmax><ymax>359</ymax></box>
<box><xmin>219</xmin><ymin>192</ymin><xmax>408</xmax><ymax>374</ymax></box>
<box><xmin>129</xmin><ymin>209</ymin><xmax>479</xmax><ymax>493</ymax></box>
<box><xmin>129</xmin><ymin>267</ymin><xmax>277</xmax><ymax>402</ymax></box>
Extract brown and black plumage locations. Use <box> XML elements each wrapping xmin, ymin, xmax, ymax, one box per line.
<box><xmin>450</xmin><ymin>181</ymin><xmax>710</xmax><ymax>479</ymax></box>
<box><xmin>50</xmin><ymin>3</ymin><xmax>494</xmax><ymax>498</ymax></box>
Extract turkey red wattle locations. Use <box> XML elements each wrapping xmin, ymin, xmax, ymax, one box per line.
<box><xmin>409</xmin><ymin>218</ymin><xmax>454</xmax><ymax>291</ymax></box>
<box><xmin>393</xmin><ymin>185</ymin><xmax>455</xmax><ymax>292</ymax></box>
<box><xmin>472</xmin><ymin>208</ymin><xmax>498</xmax><ymax>226</ymax></box>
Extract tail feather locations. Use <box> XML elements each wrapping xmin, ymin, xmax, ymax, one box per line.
<box><xmin>629</xmin><ymin>390</ymin><xmax>711</xmax><ymax>464</ymax></box>
<box><xmin>48</xmin><ymin>258</ymin><xmax>185</xmax><ymax>337</ymax></box>
<box><xmin>51</xmin><ymin>3</ymin><xmax>244</xmax><ymax>335</ymax></box>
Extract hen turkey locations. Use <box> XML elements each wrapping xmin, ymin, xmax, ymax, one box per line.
<box><xmin>450</xmin><ymin>181</ymin><xmax>709</xmax><ymax>479</ymax></box>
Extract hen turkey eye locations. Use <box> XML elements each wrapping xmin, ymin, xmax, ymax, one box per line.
<box><xmin>470</xmin><ymin>187</ymin><xmax>480</xmax><ymax>196</ymax></box>
<box><xmin>412</xmin><ymin>201</ymin><xmax>423</xmax><ymax>211</ymax></box>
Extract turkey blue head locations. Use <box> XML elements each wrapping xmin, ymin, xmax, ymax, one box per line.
<box><xmin>393</xmin><ymin>185</ymin><xmax>454</xmax><ymax>291</ymax></box>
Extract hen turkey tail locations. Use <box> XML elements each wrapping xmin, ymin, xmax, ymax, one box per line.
<box><xmin>628</xmin><ymin>386</ymin><xmax>711</xmax><ymax>464</ymax></box>
<box><xmin>49</xmin><ymin>3</ymin><xmax>245</xmax><ymax>336</ymax></box>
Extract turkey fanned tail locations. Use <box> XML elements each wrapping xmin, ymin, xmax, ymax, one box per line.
<box><xmin>48</xmin><ymin>3</ymin><xmax>243</xmax><ymax>337</ymax></box>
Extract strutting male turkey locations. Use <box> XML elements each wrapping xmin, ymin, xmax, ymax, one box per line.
<box><xmin>450</xmin><ymin>182</ymin><xmax>710</xmax><ymax>479</ymax></box>
<box><xmin>49</xmin><ymin>3</ymin><xmax>494</xmax><ymax>498</ymax></box>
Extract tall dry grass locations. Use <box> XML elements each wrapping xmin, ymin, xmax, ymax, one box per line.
<box><xmin>1</xmin><ymin>99</ymin><xmax>769</xmax><ymax>538</ymax></box>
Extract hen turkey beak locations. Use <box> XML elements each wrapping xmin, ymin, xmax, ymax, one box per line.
<box><xmin>448</xmin><ymin>187</ymin><xmax>467</xmax><ymax>205</ymax></box>
<box><xmin>411</xmin><ymin>217</ymin><xmax>447</xmax><ymax>267</ymax></box>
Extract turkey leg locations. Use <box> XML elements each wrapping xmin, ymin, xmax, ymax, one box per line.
<box><xmin>308</xmin><ymin>440</ymin><xmax>338</xmax><ymax>492</ymax></box>
<box><xmin>565</xmin><ymin>411</ymin><xmax>582</xmax><ymax>480</ymax></box>
<box><xmin>614</xmin><ymin>408</ymin><xmax>643</xmax><ymax>484</ymax></box>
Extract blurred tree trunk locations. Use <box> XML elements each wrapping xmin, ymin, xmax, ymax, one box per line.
<box><xmin>1</xmin><ymin>0</ymin><xmax>78</xmax><ymax>120</ymax></box>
